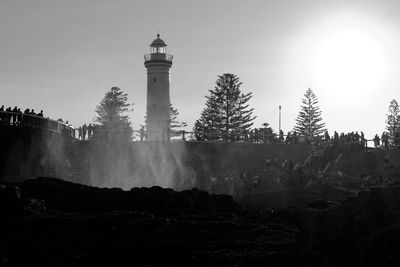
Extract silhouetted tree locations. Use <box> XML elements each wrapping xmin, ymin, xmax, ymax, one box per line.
<box><xmin>94</xmin><ymin>86</ymin><xmax>133</xmax><ymax>140</ymax></box>
<box><xmin>170</xmin><ymin>104</ymin><xmax>187</xmax><ymax>137</ymax></box>
<box><xmin>386</xmin><ymin>99</ymin><xmax>400</xmax><ymax>144</ymax></box>
<box><xmin>294</xmin><ymin>88</ymin><xmax>326</xmax><ymax>138</ymax></box>
<box><xmin>194</xmin><ymin>73</ymin><xmax>256</xmax><ymax>141</ymax></box>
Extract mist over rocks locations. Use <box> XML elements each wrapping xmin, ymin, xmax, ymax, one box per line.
<box><xmin>0</xmin><ymin>127</ymin><xmax>313</xmax><ymax>191</ymax></box>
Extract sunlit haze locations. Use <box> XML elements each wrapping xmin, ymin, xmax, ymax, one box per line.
<box><xmin>1</xmin><ymin>0</ymin><xmax>400</xmax><ymax>138</ymax></box>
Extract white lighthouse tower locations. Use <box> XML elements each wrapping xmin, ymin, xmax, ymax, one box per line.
<box><xmin>144</xmin><ymin>34</ymin><xmax>173</xmax><ymax>141</ymax></box>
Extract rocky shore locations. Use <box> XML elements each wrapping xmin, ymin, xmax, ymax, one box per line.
<box><xmin>1</xmin><ymin>177</ymin><xmax>400</xmax><ymax>266</ymax></box>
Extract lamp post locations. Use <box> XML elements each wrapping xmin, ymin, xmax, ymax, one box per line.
<box><xmin>279</xmin><ymin>105</ymin><xmax>282</xmax><ymax>134</ymax></box>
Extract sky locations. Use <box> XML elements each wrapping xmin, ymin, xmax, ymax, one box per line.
<box><xmin>1</xmin><ymin>0</ymin><xmax>400</xmax><ymax>139</ymax></box>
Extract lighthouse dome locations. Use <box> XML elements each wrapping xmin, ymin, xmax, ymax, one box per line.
<box><xmin>151</xmin><ymin>34</ymin><xmax>167</xmax><ymax>47</ymax></box>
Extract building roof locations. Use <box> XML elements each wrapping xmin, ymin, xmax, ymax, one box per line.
<box><xmin>151</xmin><ymin>34</ymin><xmax>167</xmax><ymax>47</ymax></box>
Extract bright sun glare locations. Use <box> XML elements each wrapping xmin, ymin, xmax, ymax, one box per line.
<box><xmin>310</xmin><ymin>21</ymin><xmax>386</xmax><ymax>102</ymax></box>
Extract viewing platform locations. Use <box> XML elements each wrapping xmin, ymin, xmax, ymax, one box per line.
<box><xmin>0</xmin><ymin>111</ymin><xmax>76</xmax><ymax>138</ymax></box>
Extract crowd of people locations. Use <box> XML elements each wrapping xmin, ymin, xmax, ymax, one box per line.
<box><xmin>2</xmin><ymin>104</ymin><xmax>399</xmax><ymax>149</ymax></box>
<box><xmin>177</xmin><ymin>129</ymin><xmax>376</xmax><ymax>147</ymax></box>
<box><xmin>0</xmin><ymin>105</ymin><xmax>44</xmax><ymax>127</ymax></box>
<box><xmin>372</xmin><ymin>132</ymin><xmax>396</xmax><ymax>148</ymax></box>
<box><xmin>75</xmin><ymin>123</ymin><xmax>133</xmax><ymax>141</ymax></box>
<box><xmin>0</xmin><ymin>105</ymin><xmax>76</xmax><ymax>138</ymax></box>
<box><xmin>76</xmin><ymin>123</ymin><xmax>95</xmax><ymax>140</ymax></box>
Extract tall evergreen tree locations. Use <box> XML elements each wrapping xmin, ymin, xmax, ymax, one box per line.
<box><xmin>170</xmin><ymin>104</ymin><xmax>187</xmax><ymax>137</ymax></box>
<box><xmin>193</xmin><ymin>73</ymin><xmax>256</xmax><ymax>142</ymax></box>
<box><xmin>386</xmin><ymin>99</ymin><xmax>400</xmax><ymax>144</ymax></box>
<box><xmin>94</xmin><ymin>86</ymin><xmax>133</xmax><ymax>140</ymax></box>
<box><xmin>293</xmin><ymin>88</ymin><xmax>326</xmax><ymax>138</ymax></box>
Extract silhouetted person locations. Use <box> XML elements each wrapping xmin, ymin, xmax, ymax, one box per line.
<box><xmin>333</xmin><ymin>131</ymin><xmax>339</xmax><ymax>145</ymax></box>
<box><xmin>82</xmin><ymin>123</ymin><xmax>87</xmax><ymax>140</ymax></box>
<box><xmin>360</xmin><ymin>131</ymin><xmax>365</xmax><ymax>147</ymax></box>
<box><xmin>285</xmin><ymin>131</ymin><xmax>291</xmax><ymax>144</ymax></box>
<box><xmin>16</xmin><ymin>108</ymin><xmax>21</xmax><ymax>126</ymax></box>
<box><xmin>382</xmin><ymin>132</ymin><xmax>389</xmax><ymax>148</ymax></box>
<box><xmin>324</xmin><ymin>131</ymin><xmax>330</xmax><ymax>142</ymax></box>
<box><xmin>373</xmin><ymin>134</ymin><xmax>380</xmax><ymax>148</ymax></box>
<box><xmin>78</xmin><ymin>126</ymin><xmax>83</xmax><ymax>140</ymax></box>
<box><xmin>279</xmin><ymin>130</ymin><xmax>284</xmax><ymax>143</ymax></box>
<box><xmin>88</xmin><ymin>124</ymin><xmax>93</xmax><ymax>139</ymax></box>
<box><xmin>22</xmin><ymin>108</ymin><xmax>29</xmax><ymax>126</ymax></box>
<box><xmin>292</xmin><ymin>131</ymin><xmax>298</xmax><ymax>144</ymax></box>
<box><xmin>182</xmin><ymin>130</ymin><xmax>186</xmax><ymax>141</ymax></box>
<box><xmin>30</xmin><ymin>109</ymin><xmax>37</xmax><ymax>127</ymax></box>
<box><xmin>12</xmin><ymin>106</ymin><xmax>18</xmax><ymax>125</ymax></box>
<box><xmin>5</xmin><ymin>107</ymin><xmax>12</xmax><ymax>125</ymax></box>
<box><xmin>140</xmin><ymin>126</ymin><xmax>145</xmax><ymax>141</ymax></box>
<box><xmin>38</xmin><ymin>110</ymin><xmax>43</xmax><ymax>117</ymax></box>
<box><xmin>0</xmin><ymin>105</ymin><xmax>4</xmax><ymax>124</ymax></box>
<box><xmin>355</xmin><ymin>131</ymin><xmax>360</xmax><ymax>142</ymax></box>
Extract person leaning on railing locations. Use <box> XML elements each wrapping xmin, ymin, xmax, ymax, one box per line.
<box><xmin>0</xmin><ymin>105</ymin><xmax>4</xmax><ymax>124</ymax></box>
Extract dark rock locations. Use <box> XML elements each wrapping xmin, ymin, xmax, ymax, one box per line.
<box><xmin>0</xmin><ymin>184</ymin><xmax>46</xmax><ymax>216</ymax></box>
<box><xmin>18</xmin><ymin>177</ymin><xmax>241</xmax><ymax>215</ymax></box>
<box><xmin>0</xmin><ymin>184</ymin><xmax>23</xmax><ymax>215</ymax></box>
<box><xmin>0</xmin><ymin>184</ymin><xmax>23</xmax><ymax>202</ymax></box>
<box><xmin>3</xmin><ymin>177</ymin><xmax>400</xmax><ymax>266</ymax></box>
<box><xmin>306</xmin><ymin>199</ymin><xmax>340</xmax><ymax>210</ymax></box>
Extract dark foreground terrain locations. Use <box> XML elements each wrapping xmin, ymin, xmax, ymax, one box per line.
<box><xmin>1</xmin><ymin>177</ymin><xmax>400</xmax><ymax>266</ymax></box>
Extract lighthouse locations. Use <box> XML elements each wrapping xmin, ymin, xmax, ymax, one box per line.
<box><xmin>144</xmin><ymin>34</ymin><xmax>173</xmax><ymax>141</ymax></box>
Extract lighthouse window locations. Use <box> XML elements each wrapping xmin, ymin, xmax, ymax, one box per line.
<box><xmin>156</xmin><ymin>47</ymin><xmax>165</xmax><ymax>53</ymax></box>
<box><xmin>153</xmin><ymin>77</ymin><xmax>157</xmax><ymax>82</ymax></box>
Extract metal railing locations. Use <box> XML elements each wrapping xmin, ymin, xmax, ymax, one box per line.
<box><xmin>144</xmin><ymin>53</ymin><xmax>173</xmax><ymax>63</ymax></box>
<box><xmin>0</xmin><ymin>111</ymin><xmax>76</xmax><ymax>138</ymax></box>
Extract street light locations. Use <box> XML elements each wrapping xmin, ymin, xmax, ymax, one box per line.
<box><xmin>279</xmin><ymin>105</ymin><xmax>282</xmax><ymax>134</ymax></box>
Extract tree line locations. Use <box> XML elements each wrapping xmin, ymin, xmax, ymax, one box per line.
<box><xmin>93</xmin><ymin>73</ymin><xmax>400</xmax><ymax>145</ymax></box>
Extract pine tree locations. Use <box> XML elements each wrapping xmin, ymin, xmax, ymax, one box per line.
<box><xmin>386</xmin><ymin>99</ymin><xmax>400</xmax><ymax>144</ymax></box>
<box><xmin>170</xmin><ymin>104</ymin><xmax>187</xmax><ymax>137</ymax></box>
<box><xmin>293</xmin><ymin>88</ymin><xmax>326</xmax><ymax>138</ymax></box>
<box><xmin>94</xmin><ymin>86</ymin><xmax>133</xmax><ymax>140</ymax></box>
<box><xmin>193</xmin><ymin>73</ymin><xmax>256</xmax><ymax>142</ymax></box>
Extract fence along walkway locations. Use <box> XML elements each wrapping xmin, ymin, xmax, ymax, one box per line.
<box><xmin>0</xmin><ymin>111</ymin><xmax>76</xmax><ymax>138</ymax></box>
